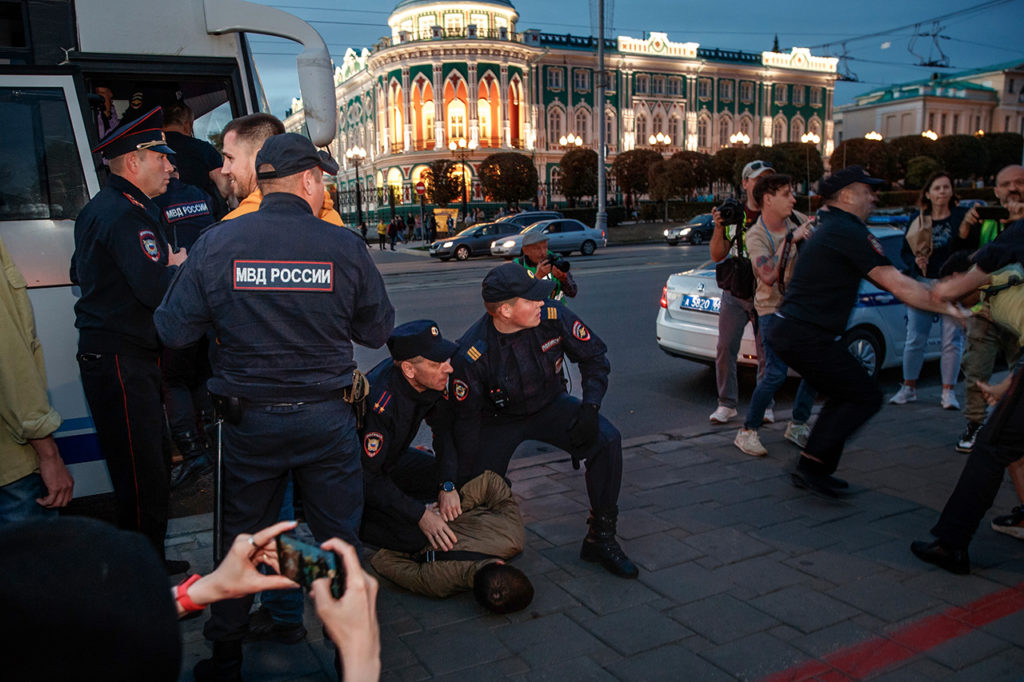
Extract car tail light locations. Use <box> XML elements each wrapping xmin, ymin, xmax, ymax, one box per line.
<box><xmin>659</xmin><ymin>285</ymin><xmax>668</xmax><ymax>308</ymax></box>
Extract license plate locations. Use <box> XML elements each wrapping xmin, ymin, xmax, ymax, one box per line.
<box><xmin>680</xmin><ymin>294</ymin><xmax>720</xmax><ymax>313</ymax></box>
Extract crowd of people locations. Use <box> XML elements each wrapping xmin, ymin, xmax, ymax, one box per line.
<box><xmin>1</xmin><ymin>96</ymin><xmax>1022</xmax><ymax>681</ymax></box>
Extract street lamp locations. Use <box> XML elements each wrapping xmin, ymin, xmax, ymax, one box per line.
<box><xmin>344</xmin><ymin>145</ymin><xmax>366</xmax><ymax>227</ymax></box>
<box><xmin>448</xmin><ymin>137</ymin><xmax>477</xmax><ymax>225</ymax></box>
<box><xmin>800</xmin><ymin>132</ymin><xmax>821</xmax><ymax>213</ymax></box>
<box><xmin>729</xmin><ymin>131</ymin><xmax>750</xmax><ymax>146</ymax></box>
<box><xmin>865</xmin><ymin>131</ymin><xmax>883</xmax><ymax>141</ymax></box>
<box><xmin>921</xmin><ymin>130</ymin><xmax>938</xmax><ymax>141</ymax></box>
<box><xmin>648</xmin><ymin>131</ymin><xmax>672</xmax><ymax>152</ymax></box>
<box><xmin>559</xmin><ymin>133</ymin><xmax>583</xmax><ymax>148</ymax></box>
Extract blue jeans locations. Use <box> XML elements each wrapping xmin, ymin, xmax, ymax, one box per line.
<box><xmin>744</xmin><ymin>313</ymin><xmax>817</xmax><ymax>429</ymax></box>
<box><xmin>0</xmin><ymin>473</ymin><xmax>57</xmax><ymax>524</ymax></box>
<box><xmin>903</xmin><ymin>302</ymin><xmax>965</xmax><ymax>385</ymax></box>
<box><xmin>258</xmin><ymin>479</ymin><xmax>303</xmax><ymax>624</ymax></box>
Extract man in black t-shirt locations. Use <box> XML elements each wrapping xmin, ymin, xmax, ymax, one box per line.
<box><xmin>769</xmin><ymin>166</ymin><xmax>966</xmax><ymax>498</ymax></box>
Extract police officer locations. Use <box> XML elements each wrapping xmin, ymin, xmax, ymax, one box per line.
<box><xmin>769</xmin><ymin>166</ymin><xmax>966</xmax><ymax>498</ymax></box>
<box><xmin>449</xmin><ymin>263</ymin><xmax>638</xmax><ymax>579</ymax></box>
<box><xmin>359</xmin><ymin>320</ymin><xmax>460</xmax><ymax>553</ymax></box>
<box><xmin>154</xmin><ymin>133</ymin><xmax>394</xmax><ymax>681</ymax></box>
<box><xmin>153</xmin><ymin>154</ymin><xmax>216</xmax><ymax>251</ymax></box>
<box><xmin>71</xmin><ymin>106</ymin><xmax>188</xmax><ymax>573</ymax></box>
<box><xmin>514</xmin><ymin>231</ymin><xmax>577</xmax><ymax>302</ymax></box>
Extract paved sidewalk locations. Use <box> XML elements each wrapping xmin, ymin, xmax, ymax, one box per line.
<box><xmin>171</xmin><ymin>385</ymin><xmax>1024</xmax><ymax>681</ymax></box>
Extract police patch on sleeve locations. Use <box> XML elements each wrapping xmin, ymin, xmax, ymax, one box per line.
<box><xmin>867</xmin><ymin>234</ymin><xmax>885</xmax><ymax>256</ymax></box>
<box><xmin>233</xmin><ymin>260</ymin><xmax>334</xmax><ymax>292</ymax></box>
<box><xmin>454</xmin><ymin>379</ymin><xmax>469</xmax><ymax>401</ymax></box>
<box><xmin>572</xmin><ymin>320</ymin><xmax>591</xmax><ymax>342</ymax></box>
<box><xmin>363</xmin><ymin>432</ymin><xmax>384</xmax><ymax>458</ymax></box>
<box><xmin>138</xmin><ymin>230</ymin><xmax>161</xmax><ymax>262</ymax></box>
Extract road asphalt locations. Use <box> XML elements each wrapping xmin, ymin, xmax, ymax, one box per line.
<box><xmin>170</xmin><ymin>382</ymin><xmax>1024</xmax><ymax>681</ymax></box>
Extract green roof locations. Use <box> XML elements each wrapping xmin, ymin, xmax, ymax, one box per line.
<box><xmin>854</xmin><ymin>58</ymin><xmax>1024</xmax><ymax>100</ymax></box>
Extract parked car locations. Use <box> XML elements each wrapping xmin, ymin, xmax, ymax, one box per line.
<box><xmin>655</xmin><ymin>226</ymin><xmax>941</xmax><ymax>378</ymax></box>
<box><xmin>665</xmin><ymin>213</ymin><xmax>714</xmax><ymax>245</ymax></box>
<box><xmin>494</xmin><ymin>210</ymin><xmax>563</xmax><ymax>229</ymax></box>
<box><xmin>429</xmin><ymin>221</ymin><xmax>521</xmax><ymax>261</ymax></box>
<box><xmin>490</xmin><ymin>218</ymin><xmax>607</xmax><ymax>258</ymax></box>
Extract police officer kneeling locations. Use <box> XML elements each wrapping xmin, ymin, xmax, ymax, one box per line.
<box><xmin>450</xmin><ymin>263</ymin><xmax>638</xmax><ymax>578</ymax></box>
<box><xmin>155</xmin><ymin>133</ymin><xmax>394</xmax><ymax>681</ymax></box>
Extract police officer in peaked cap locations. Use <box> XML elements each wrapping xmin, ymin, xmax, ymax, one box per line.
<box><xmin>448</xmin><ymin>263</ymin><xmax>638</xmax><ymax>579</ymax></box>
<box><xmin>155</xmin><ymin>132</ymin><xmax>394</xmax><ymax>681</ymax></box>
<box><xmin>71</xmin><ymin>106</ymin><xmax>189</xmax><ymax>573</ymax></box>
<box><xmin>359</xmin><ymin>320</ymin><xmax>463</xmax><ymax>553</ymax></box>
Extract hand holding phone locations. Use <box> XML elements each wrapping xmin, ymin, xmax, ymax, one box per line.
<box><xmin>277</xmin><ymin>534</ymin><xmax>346</xmax><ymax>598</ymax></box>
<box><xmin>975</xmin><ymin>206</ymin><xmax>1010</xmax><ymax>221</ymax></box>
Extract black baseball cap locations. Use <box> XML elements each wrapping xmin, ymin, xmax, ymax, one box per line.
<box><xmin>387</xmin><ymin>320</ymin><xmax>458</xmax><ymax>362</ymax></box>
<box><xmin>482</xmin><ymin>263</ymin><xmax>554</xmax><ymax>302</ymax></box>
<box><xmin>817</xmin><ymin>165</ymin><xmax>885</xmax><ymax>199</ymax></box>
<box><xmin>92</xmin><ymin>107</ymin><xmax>175</xmax><ymax>159</ymax></box>
<box><xmin>254</xmin><ymin>133</ymin><xmax>340</xmax><ymax>180</ymax></box>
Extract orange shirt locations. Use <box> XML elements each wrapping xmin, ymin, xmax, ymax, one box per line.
<box><xmin>224</xmin><ymin>188</ymin><xmax>343</xmax><ymax>225</ymax></box>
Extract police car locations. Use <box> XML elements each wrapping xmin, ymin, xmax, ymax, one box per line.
<box><xmin>655</xmin><ymin>226</ymin><xmax>942</xmax><ymax>378</ymax></box>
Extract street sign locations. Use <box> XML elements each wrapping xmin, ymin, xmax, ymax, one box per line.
<box><xmin>415</xmin><ymin>181</ymin><xmax>426</xmax><ymax>195</ymax></box>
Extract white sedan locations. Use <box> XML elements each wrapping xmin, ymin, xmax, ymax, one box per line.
<box><xmin>655</xmin><ymin>226</ymin><xmax>941</xmax><ymax>378</ymax></box>
<box><xmin>490</xmin><ymin>218</ymin><xmax>606</xmax><ymax>258</ymax></box>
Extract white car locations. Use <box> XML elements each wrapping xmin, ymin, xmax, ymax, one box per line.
<box><xmin>490</xmin><ymin>218</ymin><xmax>607</xmax><ymax>258</ymax></box>
<box><xmin>655</xmin><ymin>226</ymin><xmax>941</xmax><ymax>378</ymax></box>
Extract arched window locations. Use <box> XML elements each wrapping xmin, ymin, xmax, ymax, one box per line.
<box><xmin>739</xmin><ymin>114</ymin><xmax>752</xmax><ymax>137</ymax></box>
<box><xmin>808</xmin><ymin>117</ymin><xmax>822</xmax><ymax>138</ymax></box>
<box><xmin>548</xmin><ymin>107</ymin><xmax>564</xmax><ymax>147</ymax></box>
<box><xmin>718</xmin><ymin>114</ymin><xmax>732</xmax><ymax>148</ymax></box>
<box><xmin>697</xmin><ymin>114</ymin><xmax>710</xmax><ymax>150</ymax></box>
<box><xmin>443</xmin><ymin>75</ymin><xmax>468</xmax><ymax>144</ymax></box>
<box><xmin>478</xmin><ymin>72</ymin><xmax>501</xmax><ymax>148</ymax></box>
<box><xmin>386</xmin><ymin>167</ymin><xmax>404</xmax><ymax>204</ymax></box>
<box><xmin>575</xmin><ymin>109</ymin><xmax>590</xmax><ymax>144</ymax></box>
<box><xmin>508</xmin><ymin>76</ymin><xmax>525</xmax><ymax>148</ymax></box>
<box><xmin>790</xmin><ymin>116</ymin><xmax>805</xmax><ymax>142</ymax></box>
<box><xmin>605</xmin><ymin>110</ymin><xmax>617</xmax><ymax>149</ymax></box>
<box><xmin>636</xmin><ymin>113</ymin><xmax>648</xmax><ymax>143</ymax></box>
<box><xmin>389</xmin><ymin>81</ymin><xmax>404</xmax><ymax>149</ymax></box>
<box><xmin>773</xmin><ymin>116</ymin><xmax>786</xmax><ymax>144</ymax></box>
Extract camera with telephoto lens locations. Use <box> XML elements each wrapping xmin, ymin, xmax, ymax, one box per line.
<box><xmin>717</xmin><ymin>198</ymin><xmax>745</xmax><ymax>226</ymax></box>
<box><xmin>547</xmin><ymin>256</ymin><xmax>570</xmax><ymax>272</ymax></box>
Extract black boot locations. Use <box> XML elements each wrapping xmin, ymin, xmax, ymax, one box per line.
<box><xmin>170</xmin><ymin>431</ymin><xmax>212</xmax><ymax>489</ymax></box>
<box><xmin>579</xmin><ymin>507</ymin><xmax>639</xmax><ymax>579</ymax></box>
<box><xmin>193</xmin><ymin>640</ymin><xmax>243</xmax><ymax>682</ymax></box>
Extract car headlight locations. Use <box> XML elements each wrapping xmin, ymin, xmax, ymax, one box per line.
<box><xmin>663</xmin><ymin>229</ymin><xmax>670</xmax><ymax>236</ymax></box>
<box><xmin>442</xmin><ymin>241</ymin><xmax>454</xmax><ymax>248</ymax></box>
<box><xmin>681</xmin><ymin>227</ymin><xmax>691</xmax><ymax>235</ymax></box>
<box><xmin>500</xmin><ymin>240</ymin><xmax>516</xmax><ymax>248</ymax></box>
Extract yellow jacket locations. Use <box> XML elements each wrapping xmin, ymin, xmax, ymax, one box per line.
<box><xmin>224</xmin><ymin>188</ymin><xmax>343</xmax><ymax>225</ymax></box>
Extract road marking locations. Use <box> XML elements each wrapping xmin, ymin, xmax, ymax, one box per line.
<box><xmin>760</xmin><ymin>580</ymin><xmax>1024</xmax><ymax>681</ymax></box>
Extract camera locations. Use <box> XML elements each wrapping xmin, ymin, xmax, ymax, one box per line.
<box><xmin>547</xmin><ymin>256</ymin><xmax>570</xmax><ymax>272</ymax></box>
<box><xmin>717</xmin><ymin>198</ymin><xmax>745</xmax><ymax>226</ymax></box>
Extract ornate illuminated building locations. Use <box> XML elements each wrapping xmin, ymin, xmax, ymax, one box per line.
<box><xmin>284</xmin><ymin>0</ymin><xmax>838</xmax><ymax>220</ymax></box>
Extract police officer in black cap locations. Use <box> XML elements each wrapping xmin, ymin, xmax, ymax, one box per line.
<box><xmin>769</xmin><ymin>165</ymin><xmax>966</xmax><ymax>498</ymax></box>
<box><xmin>449</xmin><ymin>263</ymin><xmax>638</xmax><ymax>579</ymax></box>
<box><xmin>359</xmin><ymin>320</ymin><xmax>461</xmax><ymax>552</ymax></box>
<box><xmin>154</xmin><ymin>132</ymin><xmax>394</xmax><ymax>681</ymax></box>
<box><xmin>71</xmin><ymin>106</ymin><xmax>188</xmax><ymax>573</ymax></box>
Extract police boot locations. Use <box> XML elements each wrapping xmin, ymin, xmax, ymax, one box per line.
<box><xmin>193</xmin><ymin>640</ymin><xmax>243</xmax><ymax>682</ymax></box>
<box><xmin>579</xmin><ymin>507</ymin><xmax>639</xmax><ymax>579</ymax></box>
<box><xmin>170</xmin><ymin>430</ymin><xmax>212</xmax><ymax>489</ymax></box>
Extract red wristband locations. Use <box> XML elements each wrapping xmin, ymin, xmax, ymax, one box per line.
<box><xmin>175</xmin><ymin>574</ymin><xmax>205</xmax><ymax>613</ymax></box>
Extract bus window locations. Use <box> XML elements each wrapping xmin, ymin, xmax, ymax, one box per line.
<box><xmin>0</xmin><ymin>87</ymin><xmax>89</xmax><ymax>221</ymax></box>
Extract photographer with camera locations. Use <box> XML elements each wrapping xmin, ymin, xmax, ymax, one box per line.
<box><xmin>514</xmin><ymin>231</ymin><xmax>578</xmax><ymax>302</ymax></box>
<box><xmin>707</xmin><ymin>160</ymin><xmax>773</xmax><ymax>424</ymax></box>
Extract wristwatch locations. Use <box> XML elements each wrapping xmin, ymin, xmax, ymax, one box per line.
<box><xmin>439</xmin><ymin>481</ymin><xmax>455</xmax><ymax>493</ymax></box>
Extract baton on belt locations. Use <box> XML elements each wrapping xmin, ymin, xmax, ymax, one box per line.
<box><xmin>213</xmin><ymin>418</ymin><xmax>224</xmax><ymax>564</ymax></box>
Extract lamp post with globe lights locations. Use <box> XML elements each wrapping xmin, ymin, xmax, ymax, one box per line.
<box><xmin>448</xmin><ymin>137</ymin><xmax>477</xmax><ymax>225</ymax></box>
<box><xmin>729</xmin><ymin>131</ymin><xmax>750</xmax><ymax>147</ymax></box>
<box><xmin>648</xmin><ymin>131</ymin><xmax>672</xmax><ymax>154</ymax></box>
<box><xmin>559</xmin><ymin>133</ymin><xmax>583</xmax><ymax>149</ymax></box>
<box><xmin>344</xmin><ymin>145</ymin><xmax>366</xmax><ymax>227</ymax></box>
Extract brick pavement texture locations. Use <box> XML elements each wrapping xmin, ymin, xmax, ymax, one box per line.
<box><xmin>172</xmin><ymin>388</ymin><xmax>1024</xmax><ymax>681</ymax></box>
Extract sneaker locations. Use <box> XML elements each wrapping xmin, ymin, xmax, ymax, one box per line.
<box><xmin>734</xmin><ymin>428</ymin><xmax>768</xmax><ymax>456</ymax></box>
<box><xmin>888</xmin><ymin>385</ymin><xmax>917</xmax><ymax>405</ymax></box>
<box><xmin>956</xmin><ymin>422</ymin><xmax>982</xmax><ymax>453</ymax></box>
<box><xmin>991</xmin><ymin>505</ymin><xmax>1024</xmax><ymax>540</ymax></box>
<box><xmin>941</xmin><ymin>389</ymin><xmax>960</xmax><ymax>410</ymax></box>
<box><xmin>784</xmin><ymin>421</ymin><xmax>811</xmax><ymax>448</ymax></box>
<box><xmin>763</xmin><ymin>408</ymin><xmax>775</xmax><ymax>424</ymax></box>
<box><xmin>709</xmin><ymin>406</ymin><xmax>738</xmax><ymax>424</ymax></box>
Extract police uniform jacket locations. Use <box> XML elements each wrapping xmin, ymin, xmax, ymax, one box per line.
<box><xmin>450</xmin><ymin>301</ymin><xmax>609</xmax><ymax>456</ymax></box>
<box><xmin>71</xmin><ymin>173</ymin><xmax>178</xmax><ymax>355</ymax></box>
<box><xmin>369</xmin><ymin>471</ymin><xmax>525</xmax><ymax>598</ymax></box>
<box><xmin>361</xmin><ymin>358</ymin><xmax>455</xmax><ymax>523</ymax></box>
<box><xmin>153</xmin><ymin>177</ymin><xmax>215</xmax><ymax>251</ymax></box>
<box><xmin>154</xmin><ymin>192</ymin><xmax>394</xmax><ymax>402</ymax></box>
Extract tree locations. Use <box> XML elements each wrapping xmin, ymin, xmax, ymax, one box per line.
<box><xmin>478</xmin><ymin>152</ymin><xmax>538</xmax><ymax>209</ymax></box>
<box><xmin>649</xmin><ymin>153</ymin><xmax>710</xmax><ymax>220</ymax></box>
<box><xmin>981</xmin><ymin>132</ymin><xmax>1023</xmax><ymax>180</ymax></box>
<box><xmin>732</xmin><ymin>145</ymin><xmax>775</xmax><ymax>186</ymax></box>
<box><xmin>667</xmin><ymin>151</ymin><xmax>712</xmax><ymax>195</ymax></box>
<box><xmin>934</xmin><ymin>135</ymin><xmax>988</xmax><ymax>181</ymax></box>
<box><xmin>905</xmin><ymin>156</ymin><xmax>941</xmax><ymax>189</ymax></box>
<box><xmin>559</xmin><ymin>148</ymin><xmax>598</xmax><ymax>207</ymax></box>
<box><xmin>888</xmin><ymin>135</ymin><xmax>936</xmax><ymax>179</ymax></box>
<box><xmin>421</xmin><ymin>159</ymin><xmax>462</xmax><ymax>207</ymax></box>
<box><xmin>770</xmin><ymin>142</ymin><xmax>824</xmax><ymax>193</ymax></box>
<box><xmin>611</xmin><ymin>149</ymin><xmax>662</xmax><ymax>208</ymax></box>
<box><xmin>711</xmin><ymin>147</ymin><xmax>741</xmax><ymax>191</ymax></box>
<box><xmin>828</xmin><ymin>139</ymin><xmax>898</xmax><ymax>183</ymax></box>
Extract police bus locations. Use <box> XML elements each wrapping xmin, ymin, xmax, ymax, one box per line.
<box><xmin>0</xmin><ymin>0</ymin><xmax>336</xmax><ymax>497</ymax></box>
